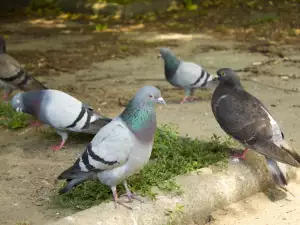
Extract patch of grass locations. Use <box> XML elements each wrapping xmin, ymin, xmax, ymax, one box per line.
<box><xmin>249</xmin><ymin>13</ymin><xmax>279</xmax><ymax>25</ymax></box>
<box><xmin>164</xmin><ymin>203</ymin><xmax>185</xmax><ymax>225</ymax></box>
<box><xmin>95</xmin><ymin>23</ymin><xmax>108</xmax><ymax>31</ymax></box>
<box><xmin>0</xmin><ymin>102</ymin><xmax>30</xmax><ymax>129</ymax></box>
<box><xmin>183</xmin><ymin>0</ymin><xmax>198</xmax><ymax>11</ymax></box>
<box><xmin>52</xmin><ymin>124</ymin><xmax>232</xmax><ymax>210</ymax></box>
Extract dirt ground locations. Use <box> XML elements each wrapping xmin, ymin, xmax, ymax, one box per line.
<box><xmin>0</xmin><ymin>18</ymin><xmax>300</xmax><ymax>225</ymax></box>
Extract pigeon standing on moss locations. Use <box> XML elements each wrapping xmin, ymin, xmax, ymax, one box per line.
<box><xmin>158</xmin><ymin>48</ymin><xmax>217</xmax><ymax>104</ymax></box>
<box><xmin>211</xmin><ymin>68</ymin><xmax>300</xmax><ymax>189</ymax></box>
<box><xmin>11</xmin><ymin>89</ymin><xmax>112</xmax><ymax>151</ymax></box>
<box><xmin>57</xmin><ymin>86</ymin><xmax>166</xmax><ymax>209</ymax></box>
<box><xmin>0</xmin><ymin>36</ymin><xmax>47</xmax><ymax>100</ymax></box>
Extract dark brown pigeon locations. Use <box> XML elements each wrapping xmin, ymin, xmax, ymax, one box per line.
<box><xmin>0</xmin><ymin>36</ymin><xmax>47</xmax><ymax>100</ymax></box>
<box><xmin>211</xmin><ymin>68</ymin><xmax>300</xmax><ymax>188</ymax></box>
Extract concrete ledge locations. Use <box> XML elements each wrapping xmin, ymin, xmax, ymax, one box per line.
<box><xmin>47</xmin><ymin>152</ymin><xmax>299</xmax><ymax>225</ymax></box>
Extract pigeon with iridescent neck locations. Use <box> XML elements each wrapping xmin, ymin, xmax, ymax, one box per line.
<box><xmin>11</xmin><ymin>89</ymin><xmax>112</xmax><ymax>151</ymax></box>
<box><xmin>0</xmin><ymin>36</ymin><xmax>47</xmax><ymax>101</ymax></box>
<box><xmin>211</xmin><ymin>68</ymin><xmax>300</xmax><ymax>190</ymax></box>
<box><xmin>158</xmin><ymin>47</ymin><xmax>217</xmax><ymax>104</ymax></box>
<box><xmin>57</xmin><ymin>86</ymin><xmax>166</xmax><ymax>209</ymax></box>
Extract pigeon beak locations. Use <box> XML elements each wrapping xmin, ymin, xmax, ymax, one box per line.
<box><xmin>157</xmin><ymin>97</ymin><xmax>166</xmax><ymax>105</ymax></box>
<box><xmin>157</xmin><ymin>53</ymin><xmax>161</xmax><ymax>59</ymax></box>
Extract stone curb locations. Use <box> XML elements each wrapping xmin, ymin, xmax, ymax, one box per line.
<box><xmin>46</xmin><ymin>152</ymin><xmax>298</xmax><ymax>225</ymax></box>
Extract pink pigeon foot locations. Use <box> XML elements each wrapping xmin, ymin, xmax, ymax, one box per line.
<box><xmin>1</xmin><ymin>93</ymin><xmax>9</xmax><ymax>101</ymax></box>
<box><xmin>180</xmin><ymin>96</ymin><xmax>198</xmax><ymax>104</ymax></box>
<box><xmin>231</xmin><ymin>148</ymin><xmax>249</xmax><ymax>160</ymax></box>
<box><xmin>180</xmin><ymin>96</ymin><xmax>188</xmax><ymax>104</ymax></box>
<box><xmin>30</xmin><ymin>120</ymin><xmax>42</xmax><ymax>127</ymax></box>
<box><xmin>52</xmin><ymin>141</ymin><xmax>66</xmax><ymax>152</ymax></box>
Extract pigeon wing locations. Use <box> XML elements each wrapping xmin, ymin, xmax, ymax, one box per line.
<box><xmin>175</xmin><ymin>61</ymin><xmax>212</xmax><ymax>88</ymax></box>
<box><xmin>213</xmin><ymin>92</ymin><xmax>300</xmax><ymax>166</ymax></box>
<box><xmin>58</xmin><ymin>119</ymin><xmax>133</xmax><ymax>179</ymax></box>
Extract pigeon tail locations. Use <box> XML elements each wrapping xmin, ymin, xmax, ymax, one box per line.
<box><xmin>265</xmin><ymin>157</ymin><xmax>288</xmax><ymax>187</ymax></box>
<box><xmin>81</xmin><ymin>115</ymin><xmax>112</xmax><ymax>134</ymax></box>
<box><xmin>204</xmin><ymin>75</ymin><xmax>219</xmax><ymax>90</ymax></box>
<box><xmin>280</xmin><ymin>139</ymin><xmax>300</xmax><ymax>165</ymax></box>
<box><xmin>253</xmin><ymin>140</ymin><xmax>300</xmax><ymax>168</ymax></box>
<box><xmin>58</xmin><ymin>159</ymin><xmax>89</xmax><ymax>180</ymax></box>
<box><xmin>58</xmin><ymin>158</ymin><xmax>97</xmax><ymax>194</ymax></box>
<box><xmin>58</xmin><ymin>177</ymin><xmax>91</xmax><ymax>194</ymax></box>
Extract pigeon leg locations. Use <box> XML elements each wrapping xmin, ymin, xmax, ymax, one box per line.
<box><xmin>30</xmin><ymin>120</ymin><xmax>42</xmax><ymax>127</ymax></box>
<box><xmin>180</xmin><ymin>96</ymin><xmax>189</xmax><ymax>104</ymax></box>
<box><xmin>180</xmin><ymin>89</ymin><xmax>198</xmax><ymax>103</ymax></box>
<box><xmin>180</xmin><ymin>89</ymin><xmax>191</xmax><ymax>104</ymax></box>
<box><xmin>231</xmin><ymin>148</ymin><xmax>249</xmax><ymax>160</ymax></box>
<box><xmin>52</xmin><ymin>130</ymin><xmax>68</xmax><ymax>151</ymax></box>
<box><xmin>111</xmin><ymin>186</ymin><xmax>132</xmax><ymax>210</ymax></box>
<box><xmin>1</xmin><ymin>89</ymin><xmax>11</xmax><ymax>101</ymax></box>
<box><xmin>1</xmin><ymin>93</ymin><xmax>8</xmax><ymax>101</ymax></box>
<box><xmin>122</xmin><ymin>180</ymin><xmax>144</xmax><ymax>203</ymax></box>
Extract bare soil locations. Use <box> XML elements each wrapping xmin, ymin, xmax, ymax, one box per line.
<box><xmin>0</xmin><ymin>17</ymin><xmax>299</xmax><ymax>225</ymax></box>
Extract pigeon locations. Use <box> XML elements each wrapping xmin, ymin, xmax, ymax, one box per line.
<box><xmin>57</xmin><ymin>86</ymin><xmax>166</xmax><ymax>209</ymax></box>
<box><xmin>158</xmin><ymin>47</ymin><xmax>217</xmax><ymax>104</ymax></box>
<box><xmin>0</xmin><ymin>36</ymin><xmax>47</xmax><ymax>100</ymax></box>
<box><xmin>11</xmin><ymin>89</ymin><xmax>112</xmax><ymax>151</ymax></box>
<box><xmin>211</xmin><ymin>68</ymin><xmax>300</xmax><ymax>189</ymax></box>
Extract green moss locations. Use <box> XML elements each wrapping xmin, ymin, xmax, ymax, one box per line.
<box><xmin>52</xmin><ymin>124</ymin><xmax>231</xmax><ymax>210</ymax></box>
<box><xmin>0</xmin><ymin>101</ymin><xmax>30</xmax><ymax>129</ymax></box>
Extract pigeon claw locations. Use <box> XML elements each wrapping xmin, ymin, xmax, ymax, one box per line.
<box><xmin>121</xmin><ymin>192</ymin><xmax>144</xmax><ymax>203</ymax></box>
<box><xmin>180</xmin><ymin>96</ymin><xmax>198</xmax><ymax>104</ymax></box>
<box><xmin>114</xmin><ymin>199</ymin><xmax>133</xmax><ymax>210</ymax></box>
<box><xmin>30</xmin><ymin>120</ymin><xmax>42</xmax><ymax>127</ymax></box>
<box><xmin>230</xmin><ymin>148</ymin><xmax>249</xmax><ymax>161</ymax></box>
<box><xmin>52</xmin><ymin>145</ymin><xmax>63</xmax><ymax>151</ymax></box>
<box><xmin>1</xmin><ymin>93</ymin><xmax>9</xmax><ymax>102</ymax></box>
<box><xmin>52</xmin><ymin>140</ymin><xmax>66</xmax><ymax>152</ymax></box>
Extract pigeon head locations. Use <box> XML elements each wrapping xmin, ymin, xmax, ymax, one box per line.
<box><xmin>11</xmin><ymin>91</ymin><xmax>42</xmax><ymax>116</ymax></box>
<box><xmin>0</xmin><ymin>36</ymin><xmax>6</xmax><ymax>53</ymax></box>
<box><xmin>216</xmin><ymin>68</ymin><xmax>242</xmax><ymax>87</ymax></box>
<box><xmin>158</xmin><ymin>48</ymin><xmax>176</xmax><ymax>60</ymax></box>
<box><xmin>132</xmin><ymin>85</ymin><xmax>166</xmax><ymax>106</ymax></box>
<box><xmin>158</xmin><ymin>48</ymin><xmax>180</xmax><ymax>78</ymax></box>
<box><xmin>121</xmin><ymin>86</ymin><xmax>165</xmax><ymax>137</ymax></box>
<box><xmin>11</xmin><ymin>92</ymin><xmax>25</xmax><ymax>113</ymax></box>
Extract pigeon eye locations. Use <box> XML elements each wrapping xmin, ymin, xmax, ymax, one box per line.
<box><xmin>149</xmin><ymin>94</ymin><xmax>153</xmax><ymax>98</ymax></box>
<box><xmin>221</xmin><ymin>72</ymin><xmax>226</xmax><ymax>76</ymax></box>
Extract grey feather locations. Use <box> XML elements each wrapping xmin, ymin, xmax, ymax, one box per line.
<box><xmin>211</xmin><ymin>68</ymin><xmax>300</xmax><ymax>187</ymax></box>
<box><xmin>159</xmin><ymin>48</ymin><xmax>217</xmax><ymax>98</ymax></box>
<box><xmin>11</xmin><ymin>89</ymin><xmax>111</xmax><ymax>148</ymax></box>
<box><xmin>57</xmin><ymin>86</ymin><xmax>166</xmax><ymax>200</ymax></box>
<box><xmin>0</xmin><ymin>36</ymin><xmax>47</xmax><ymax>98</ymax></box>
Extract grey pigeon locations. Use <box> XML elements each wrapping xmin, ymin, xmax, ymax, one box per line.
<box><xmin>57</xmin><ymin>86</ymin><xmax>166</xmax><ymax>209</ymax></box>
<box><xmin>211</xmin><ymin>68</ymin><xmax>300</xmax><ymax>189</ymax></box>
<box><xmin>0</xmin><ymin>36</ymin><xmax>47</xmax><ymax>100</ymax></box>
<box><xmin>11</xmin><ymin>89</ymin><xmax>112</xmax><ymax>151</ymax></box>
<box><xmin>158</xmin><ymin>47</ymin><xmax>217</xmax><ymax>104</ymax></box>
